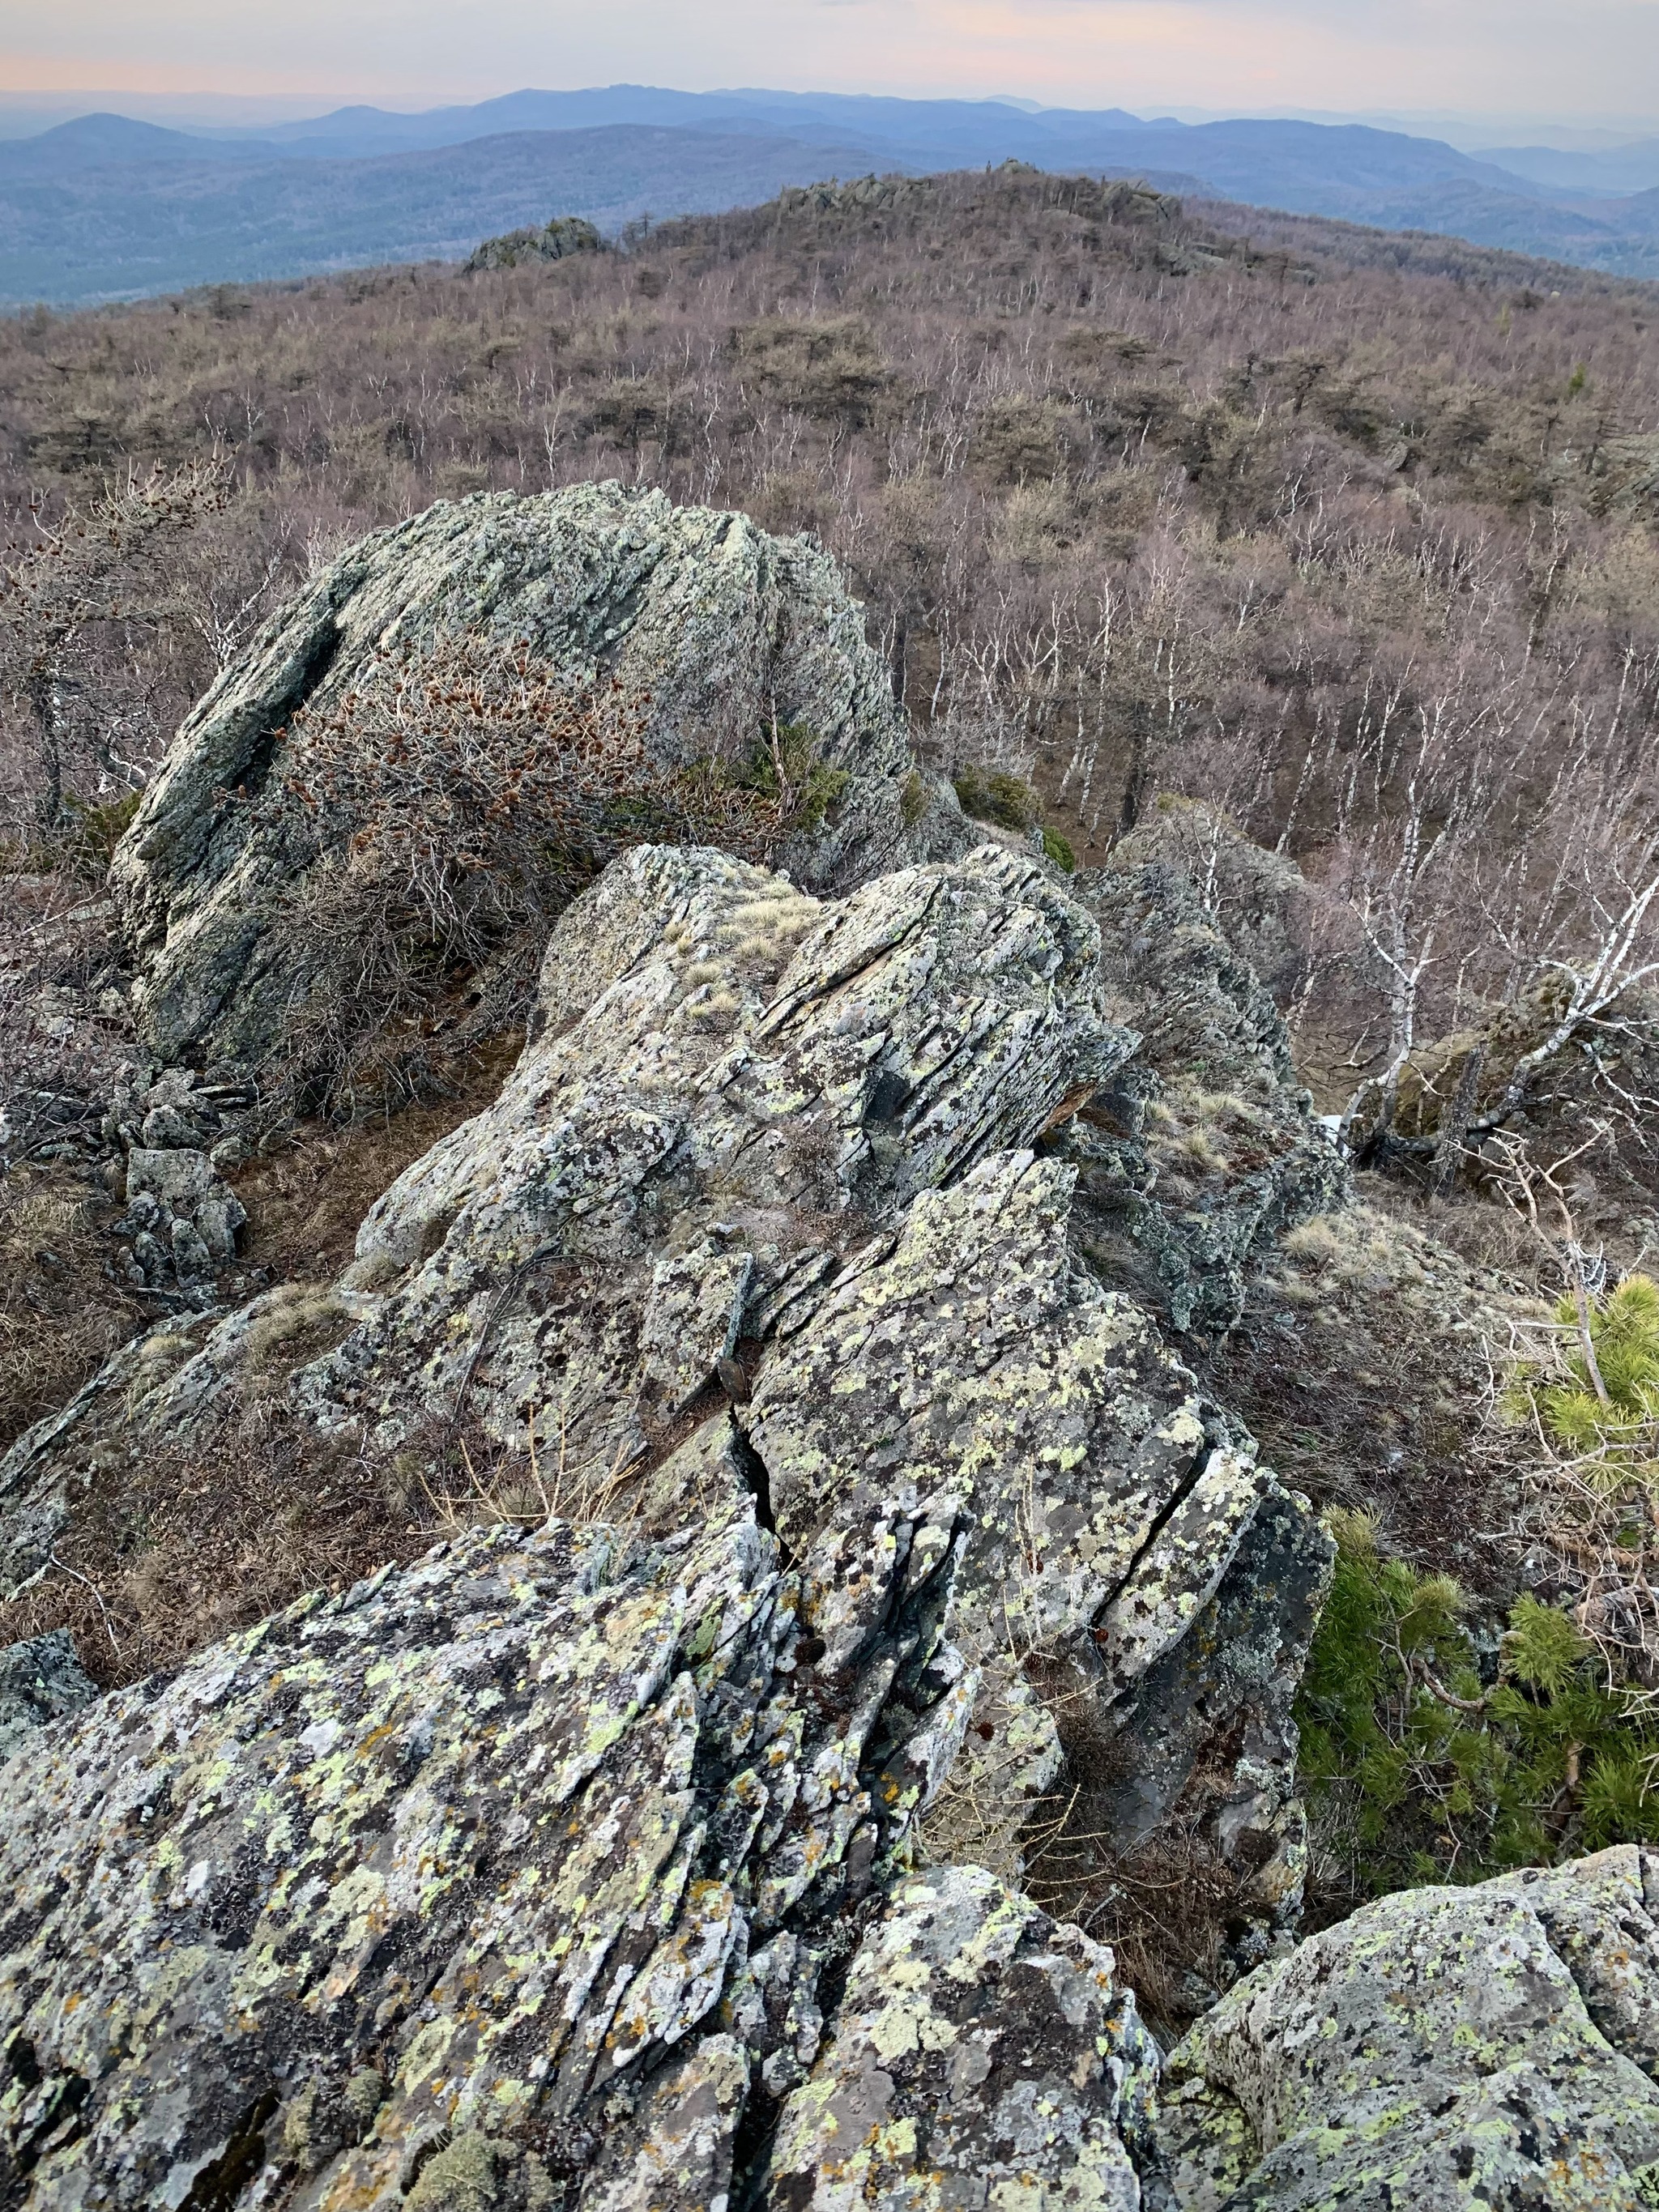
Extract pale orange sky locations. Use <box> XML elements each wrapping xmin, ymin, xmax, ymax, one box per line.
<box><xmin>2</xmin><ymin>0</ymin><xmax>1655</xmax><ymax>125</ymax></box>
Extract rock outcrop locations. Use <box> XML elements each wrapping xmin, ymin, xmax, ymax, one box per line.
<box><xmin>109</xmin><ymin>484</ymin><xmax>968</xmax><ymax>1071</ymax></box>
<box><xmin>1158</xmin><ymin>1845</ymin><xmax>1659</xmax><ymax>2208</ymax></box>
<box><xmin>2</xmin><ymin>839</ymin><xmax>1328</xmax><ymax>1954</ymax></box>
<box><xmin>0</xmin><ymin>1480</ymin><xmax>1175</xmax><ymax>2206</ymax></box>
<box><xmin>769</xmin><ymin>1863</ymin><xmax>1162</xmax><ymax>2209</ymax></box>
<box><xmin>466</xmin><ymin>215</ymin><xmax>604</xmax><ymax>271</ymax></box>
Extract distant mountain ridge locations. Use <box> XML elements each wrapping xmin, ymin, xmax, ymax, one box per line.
<box><xmin>5</xmin><ymin>86</ymin><xmax>1659</xmax><ymax>305</ymax></box>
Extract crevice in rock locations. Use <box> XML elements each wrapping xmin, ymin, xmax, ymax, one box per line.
<box><xmin>727</xmin><ymin>2086</ymin><xmax>783</xmax><ymax>2212</ymax></box>
<box><xmin>177</xmin><ymin>2087</ymin><xmax>279</xmax><ymax>2212</ymax></box>
<box><xmin>231</xmin><ymin>620</ymin><xmax>343</xmax><ymax>803</ymax></box>
<box><xmin>1093</xmin><ymin>1432</ymin><xmax>1222</xmax><ymax>1622</ymax></box>
<box><xmin>731</xmin><ymin>1426</ymin><xmax>780</xmax><ymax>1545</ymax></box>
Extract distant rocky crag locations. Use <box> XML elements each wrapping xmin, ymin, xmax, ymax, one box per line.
<box><xmin>464</xmin><ymin>215</ymin><xmax>606</xmax><ymax>272</ymax></box>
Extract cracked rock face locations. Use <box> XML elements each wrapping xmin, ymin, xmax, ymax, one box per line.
<box><xmin>768</xmin><ymin>1862</ymin><xmax>1161</xmax><ymax>2210</ymax></box>
<box><xmin>0</xmin><ymin>1492</ymin><xmax>982</xmax><ymax>2206</ymax></box>
<box><xmin>1158</xmin><ymin>1845</ymin><xmax>1659</xmax><ymax>2209</ymax></box>
<box><xmin>109</xmin><ymin>482</ymin><xmax>969</xmax><ymax>1070</ymax></box>
<box><xmin>0</xmin><ymin>842</ymin><xmax>1323</xmax><ymax>1936</ymax></box>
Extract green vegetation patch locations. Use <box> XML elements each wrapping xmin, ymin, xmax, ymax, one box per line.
<box><xmin>1300</xmin><ymin>1274</ymin><xmax>1659</xmax><ymax>1901</ymax></box>
<box><xmin>953</xmin><ymin>764</ymin><xmax>1040</xmax><ymax>831</ymax></box>
<box><xmin>726</xmin><ymin>721</ymin><xmax>851</xmax><ymax>831</ymax></box>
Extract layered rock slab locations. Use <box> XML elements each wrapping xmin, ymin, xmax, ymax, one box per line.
<box><xmin>746</xmin><ymin>1147</ymin><xmax>1330</xmax><ymax>1924</ymax></box>
<box><xmin>0</xmin><ymin>1489</ymin><xmax>1173</xmax><ymax>2210</ymax></box>
<box><xmin>1158</xmin><ymin>1844</ymin><xmax>1659</xmax><ymax>2209</ymax></box>
<box><xmin>109</xmin><ymin>482</ymin><xmax>969</xmax><ymax>1069</ymax></box>
<box><xmin>0</xmin><ymin>1491</ymin><xmax>976</xmax><ymax>2206</ymax></box>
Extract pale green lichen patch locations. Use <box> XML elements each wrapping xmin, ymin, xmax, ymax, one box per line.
<box><xmin>0</xmin><ymin>1480</ymin><xmax>971</xmax><ymax>2207</ymax></box>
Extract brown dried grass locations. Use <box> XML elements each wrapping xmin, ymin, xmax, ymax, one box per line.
<box><xmin>2</xmin><ymin>1389</ymin><xmax>428</xmax><ymax>1688</ymax></box>
<box><xmin>0</xmin><ymin>1167</ymin><xmax>141</xmax><ymax>1455</ymax></box>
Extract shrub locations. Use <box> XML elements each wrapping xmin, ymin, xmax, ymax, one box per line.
<box><xmin>1297</xmin><ymin>1507</ymin><xmax>1659</xmax><ymax>1903</ymax></box>
<box><xmin>253</xmin><ymin>631</ymin><xmax>783</xmax><ymax>1112</ymax></box>
<box><xmin>1506</xmin><ymin>1272</ymin><xmax>1659</xmax><ymax>1670</ymax></box>
<box><xmin>720</xmin><ymin>719</ymin><xmax>851</xmax><ymax>830</ymax></box>
<box><xmin>0</xmin><ymin>1169</ymin><xmax>142</xmax><ymax>1455</ymax></box>
<box><xmin>954</xmin><ymin>765</ymin><xmax>1040</xmax><ymax>832</ymax></box>
<box><xmin>730</xmin><ymin>316</ymin><xmax>889</xmax><ymax>428</ymax></box>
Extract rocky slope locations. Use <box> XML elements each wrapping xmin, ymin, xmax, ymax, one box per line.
<box><xmin>2</xmin><ymin>835</ymin><xmax>1333</xmax><ymax>1958</ymax></box>
<box><xmin>2</xmin><ymin>488</ymin><xmax>1642</xmax><ymax>2210</ymax></box>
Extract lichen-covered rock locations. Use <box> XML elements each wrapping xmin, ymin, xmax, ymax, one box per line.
<box><xmin>748</xmin><ymin>1147</ymin><xmax>1330</xmax><ymax>1937</ymax></box>
<box><xmin>0</xmin><ymin>1488</ymin><xmax>976</xmax><ymax>2207</ymax></box>
<box><xmin>114</xmin><ymin>1143</ymin><xmax>247</xmax><ymax>1290</ymax></box>
<box><xmin>1</xmin><ymin>838</ymin><xmax>1325</xmax><ymax>1943</ymax></box>
<box><xmin>768</xmin><ymin>1862</ymin><xmax>1160</xmax><ymax>2209</ymax></box>
<box><xmin>1157</xmin><ymin>1845</ymin><xmax>1659</xmax><ymax>2209</ymax></box>
<box><xmin>1</xmin><ymin>841</ymin><xmax>1124</xmax><ymax>1583</ymax></box>
<box><xmin>0</xmin><ymin>1629</ymin><xmax>96</xmax><ymax>1764</ymax></box>
<box><xmin>111</xmin><ymin>483</ymin><xmax>969</xmax><ymax>1069</ymax></box>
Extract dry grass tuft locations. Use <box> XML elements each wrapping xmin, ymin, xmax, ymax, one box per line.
<box><xmin>0</xmin><ymin>1167</ymin><xmax>143</xmax><ymax>1455</ymax></box>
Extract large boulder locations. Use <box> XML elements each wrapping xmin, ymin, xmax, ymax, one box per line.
<box><xmin>2</xmin><ymin>839</ymin><xmax>1327</xmax><ymax>1948</ymax></box>
<box><xmin>1157</xmin><ymin>1845</ymin><xmax>1659</xmax><ymax>2208</ymax></box>
<box><xmin>0</xmin><ymin>1492</ymin><xmax>971</xmax><ymax>2206</ymax></box>
<box><xmin>109</xmin><ymin>484</ymin><xmax>968</xmax><ymax>1072</ymax></box>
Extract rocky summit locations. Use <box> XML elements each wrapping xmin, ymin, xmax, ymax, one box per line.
<box><xmin>0</xmin><ymin>488</ymin><xmax>1644</xmax><ymax>2210</ymax></box>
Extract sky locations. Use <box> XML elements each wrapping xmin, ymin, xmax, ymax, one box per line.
<box><xmin>2</xmin><ymin>0</ymin><xmax>1657</xmax><ymax>132</ymax></box>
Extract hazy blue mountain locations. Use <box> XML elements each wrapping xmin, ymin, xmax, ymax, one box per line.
<box><xmin>7</xmin><ymin>86</ymin><xmax>1659</xmax><ymax>304</ymax></box>
<box><xmin>1481</xmin><ymin>139</ymin><xmax>1659</xmax><ymax>196</ymax></box>
<box><xmin>0</xmin><ymin>113</ymin><xmax>288</xmax><ymax>176</ymax></box>
<box><xmin>238</xmin><ymin>87</ymin><xmax>1158</xmax><ymax>163</ymax></box>
<box><xmin>0</xmin><ymin>125</ymin><xmax>874</xmax><ymax>305</ymax></box>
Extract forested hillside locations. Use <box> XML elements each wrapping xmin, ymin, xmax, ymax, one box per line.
<box><xmin>6</xmin><ymin>165</ymin><xmax>1658</xmax><ymax>1130</ymax></box>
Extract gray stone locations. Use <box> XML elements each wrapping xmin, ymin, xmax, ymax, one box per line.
<box><xmin>0</xmin><ymin>1488</ymin><xmax>975</xmax><ymax>2207</ymax></box>
<box><xmin>638</xmin><ymin>1241</ymin><xmax>755</xmax><ymax>1414</ymax></box>
<box><xmin>1158</xmin><ymin>1845</ymin><xmax>1659</xmax><ymax>2209</ymax></box>
<box><xmin>1068</xmin><ymin>834</ymin><xmax>1347</xmax><ymax>1336</ymax></box>
<box><xmin>746</xmin><ymin>1148</ymin><xmax>1328</xmax><ymax>1923</ymax></box>
<box><xmin>466</xmin><ymin>215</ymin><xmax>604</xmax><ymax>271</ymax></box>
<box><xmin>0</xmin><ymin>1629</ymin><xmax>96</xmax><ymax>1765</ymax></box>
<box><xmin>118</xmin><ymin>1143</ymin><xmax>247</xmax><ymax>1285</ymax></box>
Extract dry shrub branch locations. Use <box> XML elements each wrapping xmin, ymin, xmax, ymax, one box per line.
<box><xmin>249</xmin><ymin>632</ymin><xmax>783</xmax><ymax>1112</ymax></box>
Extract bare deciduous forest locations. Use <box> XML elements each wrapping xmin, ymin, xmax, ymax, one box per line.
<box><xmin>6</xmin><ymin>167</ymin><xmax>1659</xmax><ymax>1141</ymax></box>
